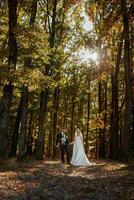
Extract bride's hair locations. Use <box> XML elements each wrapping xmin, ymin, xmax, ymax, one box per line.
<box><xmin>75</xmin><ymin>128</ymin><xmax>83</xmax><ymax>144</ymax></box>
<box><xmin>75</xmin><ymin>128</ymin><xmax>82</xmax><ymax>136</ymax></box>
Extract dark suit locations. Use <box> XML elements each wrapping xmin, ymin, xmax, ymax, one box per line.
<box><xmin>56</xmin><ymin>132</ymin><xmax>70</xmax><ymax>163</ymax></box>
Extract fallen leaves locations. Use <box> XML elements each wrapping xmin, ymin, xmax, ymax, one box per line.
<box><xmin>0</xmin><ymin>159</ymin><xmax>134</xmax><ymax>200</ymax></box>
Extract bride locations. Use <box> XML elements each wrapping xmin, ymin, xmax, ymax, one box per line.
<box><xmin>70</xmin><ymin>128</ymin><xmax>92</xmax><ymax>166</ymax></box>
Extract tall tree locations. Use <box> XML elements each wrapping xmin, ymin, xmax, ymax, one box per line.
<box><xmin>0</xmin><ymin>0</ymin><xmax>18</xmax><ymax>157</ymax></box>
<box><xmin>85</xmin><ymin>72</ymin><xmax>91</xmax><ymax>154</ymax></box>
<box><xmin>10</xmin><ymin>94</ymin><xmax>22</xmax><ymax>157</ymax></box>
<box><xmin>110</xmin><ymin>33</ymin><xmax>123</xmax><ymax>160</ymax></box>
<box><xmin>18</xmin><ymin>0</ymin><xmax>38</xmax><ymax>160</ymax></box>
<box><xmin>121</xmin><ymin>0</ymin><xmax>133</xmax><ymax>160</ymax></box>
<box><xmin>36</xmin><ymin>0</ymin><xmax>58</xmax><ymax>159</ymax></box>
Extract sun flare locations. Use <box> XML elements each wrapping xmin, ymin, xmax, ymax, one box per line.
<box><xmin>90</xmin><ymin>52</ymin><xmax>98</xmax><ymax>61</ymax></box>
<box><xmin>78</xmin><ymin>48</ymin><xmax>99</xmax><ymax>63</ymax></box>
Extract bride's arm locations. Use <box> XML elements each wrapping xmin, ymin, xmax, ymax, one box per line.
<box><xmin>70</xmin><ymin>136</ymin><xmax>76</xmax><ymax>145</ymax></box>
<box><xmin>70</xmin><ymin>140</ymin><xmax>75</xmax><ymax>145</ymax></box>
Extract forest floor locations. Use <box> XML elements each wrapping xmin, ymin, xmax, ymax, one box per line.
<box><xmin>0</xmin><ymin>158</ymin><xmax>134</xmax><ymax>200</ymax></box>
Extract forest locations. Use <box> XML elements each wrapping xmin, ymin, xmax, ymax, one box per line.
<box><xmin>0</xmin><ymin>0</ymin><xmax>134</xmax><ymax>200</ymax></box>
<box><xmin>0</xmin><ymin>0</ymin><xmax>134</xmax><ymax>161</ymax></box>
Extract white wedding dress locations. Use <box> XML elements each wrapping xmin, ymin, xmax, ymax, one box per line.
<box><xmin>70</xmin><ymin>130</ymin><xmax>92</xmax><ymax>166</ymax></box>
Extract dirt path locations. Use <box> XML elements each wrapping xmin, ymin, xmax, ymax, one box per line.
<box><xmin>0</xmin><ymin>159</ymin><xmax>134</xmax><ymax>200</ymax></box>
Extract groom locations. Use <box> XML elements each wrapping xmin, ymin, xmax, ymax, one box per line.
<box><xmin>56</xmin><ymin>128</ymin><xmax>70</xmax><ymax>164</ymax></box>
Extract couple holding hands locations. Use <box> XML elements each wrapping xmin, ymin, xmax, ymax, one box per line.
<box><xmin>56</xmin><ymin>127</ymin><xmax>92</xmax><ymax>166</ymax></box>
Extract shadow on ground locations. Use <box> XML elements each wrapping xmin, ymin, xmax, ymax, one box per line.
<box><xmin>0</xmin><ymin>159</ymin><xmax>134</xmax><ymax>200</ymax></box>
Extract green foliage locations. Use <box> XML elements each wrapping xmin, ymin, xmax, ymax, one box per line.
<box><xmin>1</xmin><ymin>0</ymin><xmax>133</xmax><ymax>160</ymax></box>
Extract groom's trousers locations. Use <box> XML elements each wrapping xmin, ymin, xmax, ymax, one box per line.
<box><xmin>60</xmin><ymin>144</ymin><xmax>70</xmax><ymax>163</ymax></box>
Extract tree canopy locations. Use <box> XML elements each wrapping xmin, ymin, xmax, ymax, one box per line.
<box><xmin>0</xmin><ymin>0</ymin><xmax>134</xmax><ymax>161</ymax></box>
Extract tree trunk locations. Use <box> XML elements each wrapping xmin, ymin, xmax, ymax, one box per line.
<box><xmin>0</xmin><ymin>0</ymin><xmax>18</xmax><ymax>158</ymax></box>
<box><xmin>63</xmin><ymin>91</ymin><xmax>68</xmax><ymax>127</ymax></box>
<box><xmin>10</xmin><ymin>96</ymin><xmax>22</xmax><ymax>157</ymax></box>
<box><xmin>110</xmin><ymin>34</ymin><xmax>123</xmax><ymax>160</ymax></box>
<box><xmin>98</xmin><ymin>80</ymin><xmax>105</xmax><ymax>158</ymax></box>
<box><xmin>8</xmin><ymin>0</ymin><xmax>18</xmax><ymax>67</ymax></box>
<box><xmin>103</xmin><ymin>80</ymin><xmax>107</xmax><ymax>158</ymax></box>
<box><xmin>110</xmin><ymin>74</ymin><xmax>115</xmax><ymax>159</ymax></box>
<box><xmin>52</xmin><ymin>87</ymin><xmax>60</xmax><ymax>158</ymax></box>
<box><xmin>36</xmin><ymin>89</ymin><xmax>49</xmax><ymax>159</ymax></box>
<box><xmin>70</xmin><ymin>90</ymin><xmax>75</xmax><ymax>141</ymax></box>
<box><xmin>130</xmin><ymin>3</ymin><xmax>134</xmax><ymax>155</ymax></box>
<box><xmin>121</xmin><ymin>0</ymin><xmax>133</xmax><ymax>160</ymax></box>
<box><xmin>26</xmin><ymin>111</ymin><xmax>34</xmax><ymax>157</ymax></box>
<box><xmin>85</xmin><ymin>92</ymin><xmax>90</xmax><ymax>154</ymax></box>
<box><xmin>17</xmin><ymin>0</ymin><xmax>37</xmax><ymax>160</ymax></box>
<box><xmin>30</xmin><ymin>0</ymin><xmax>37</xmax><ymax>26</ymax></box>
<box><xmin>36</xmin><ymin>0</ymin><xmax>57</xmax><ymax>160</ymax></box>
<box><xmin>18</xmin><ymin>85</ymin><xmax>28</xmax><ymax>160</ymax></box>
<box><xmin>47</xmin><ymin>111</ymin><xmax>53</xmax><ymax>158</ymax></box>
<box><xmin>85</xmin><ymin>73</ymin><xmax>91</xmax><ymax>154</ymax></box>
<box><xmin>0</xmin><ymin>83</ymin><xmax>13</xmax><ymax>157</ymax></box>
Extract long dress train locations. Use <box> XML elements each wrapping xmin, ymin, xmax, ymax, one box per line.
<box><xmin>70</xmin><ymin>130</ymin><xmax>92</xmax><ymax>166</ymax></box>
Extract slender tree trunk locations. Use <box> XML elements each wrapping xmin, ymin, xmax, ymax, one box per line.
<box><xmin>110</xmin><ymin>74</ymin><xmax>114</xmax><ymax>158</ymax></box>
<box><xmin>26</xmin><ymin>111</ymin><xmax>34</xmax><ymax>157</ymax></box>
<box><xmin>17</xmin><ymin>0</ymin><xmax>37</xmax><ymax>160</ymax></box>
<box><xmin>63</xmin><ymin>91</ymin><xmax>68</xmax><ymax>127</ymax></box>
<box><xmin>79</xmin><ymin>96</ymin><xmax>84</xmax><ymax>120</ymax></box>
<box><xmin>121</xmin><ymin>0</ymin><xmax>133</xmax><ymax>160</ymax></box>
<box><xmin>36</xmin><ymin>0</ymin><xmax>57</xmax><ymax>159</ymax></box>
<box><xmin>85</xmin><ymin>93</ymin><xmax>90</xmax><ymax>154</ymax></box>
<box><xmin>47</xmin><ymin>111</ymin><xmax>53</xmax><ymax>158</ymax></box>
<box><xmin>36</xmin><ymin>89</ymin><xmax>49</xmax><ymax>159</ymax></box>
<box><xmin>10</xmin><ymin>97</ymin><xmax>22</xmax><ymax>157</ymax></box>
<box><xmin>18</xmin><ymin>85</ymin><xmax>28</xmax><ymax>160</ymax></box>
<box><xmin>30</xmin><ymin>0</ymin><xmax>37</xmax><ymax>26</ymax></box>
<box><xmin>99</xmin><ymin>80</ymin><xmax>106</xmax><ymax>159</ymax></box>
<box><xmin>32</xmin><ymin>115</ymin><xmax>38</xmax><ymax>155</ymax></box>
<box><xmin>8</xmin><ymin>0</ymin><xmax>18</xmax><ymax>67</ymax></box>
<box><xmin>110</xmin><ymin>34</ymin><xmax>123</xmax><ymax>160</ymax></box>
<box><xmin>85</xmin><ymin>73</ymin><xmax>91</xmax><ymax>154</ymax></box>
<box><xmin>98</xmin><ymin>80</ymin><xmax>105</xmax><ymax>158</ymax></box>
<box><xmin>0</xmin><ymin>84</ymin><xmax>13</xmax><ymax>157</ymax></box>
<box><xmin>119</xmin><ymin>120</ymin><xmax>123</xmax><ymax>160</ymax></box>
<box><xmin>103</xmin><ymin>80</ymin><xmax>107</xmax><ymax>158</ymax></box>
<box><xmin>70</xmin><ymin>90</ymin><xmax>75</xmax><ymax>141</ymax></box>
<box><xmin>52</xmin><ymin>87</ymin><xmax>60</xmax><ymax>158</ymax></box>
